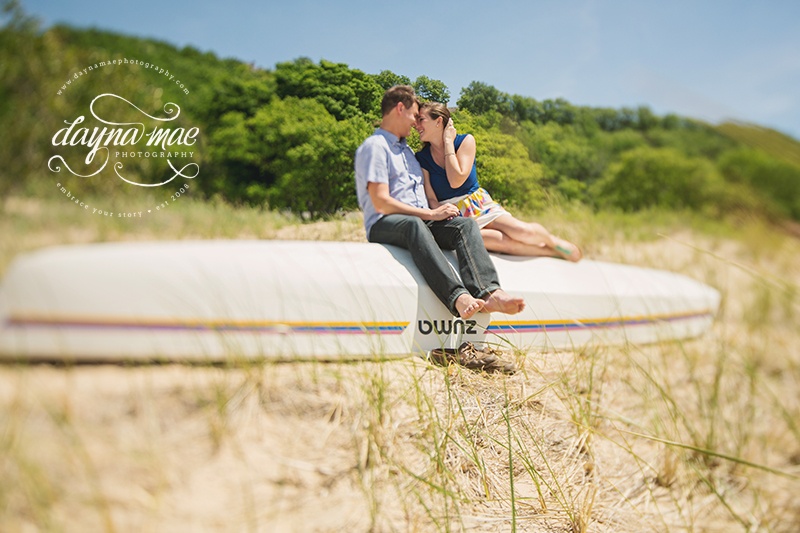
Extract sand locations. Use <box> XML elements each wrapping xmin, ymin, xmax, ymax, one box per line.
<box><xmin>2</xmin><ymin>213</ymin><xmax>799</xmax><ymax>532</ymax></box>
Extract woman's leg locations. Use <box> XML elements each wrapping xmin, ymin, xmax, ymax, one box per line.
<box><xmin>483</xmin><ymin>214</ymin><xmax>582</xmax><ymax>261</ymax></box>
<box><xmin>480</xmin><ymin>228</ymin><xmax>560</xmax><ymax>257</ymax></box>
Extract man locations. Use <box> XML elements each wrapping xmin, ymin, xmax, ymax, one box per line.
<box><xmin>355</xmin><ymin>85</ymin><xmax>524</xmax><ymax>319</ymax></box>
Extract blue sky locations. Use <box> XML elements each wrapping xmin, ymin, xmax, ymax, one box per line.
<box><xmin>22</xmin><ymin>0</ymin><xmax>800</xmax><ymax>139</ymax></box>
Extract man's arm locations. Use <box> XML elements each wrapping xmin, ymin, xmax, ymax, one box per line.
<box><xmin>356</xmin><ymin>138</ymin><xmax>458</xmax><ymax>222</ymax></box>
<box><xmin>368</xmin><ymin>182</ymin><xmax>458</xmax><ymax>221</ymax></box>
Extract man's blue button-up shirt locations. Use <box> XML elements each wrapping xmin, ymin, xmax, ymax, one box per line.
<box><xmin>355</xmin><ymin>128</ymin><xmax>428</xmax><ymax>237</ymax></box>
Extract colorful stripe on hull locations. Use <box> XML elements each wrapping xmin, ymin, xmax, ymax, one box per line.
<box><xmin>487</xmin><ymin>310</ymin><xmax>714</xmax><ymax>334</ymax></box>
<box><xmin>5</xmin><ymin>315</ymin><xmax>409</xmax><ymax>335</ymax></box>
<box><xmin>5</xmin><ymin>308</ymin><xmax>713</xmax><ymax>336</ymax></box>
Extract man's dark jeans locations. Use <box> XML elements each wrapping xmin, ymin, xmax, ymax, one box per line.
<box><xmin>368</xmin><ymin>214</ymin><xmax>501</xmax><ymax>316</ymax></box>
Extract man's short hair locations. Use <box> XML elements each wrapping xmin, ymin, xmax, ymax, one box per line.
<box><xmin>381</xmin><ymin>85</ymin><xmax>418</xmax><ymax>116</ymax></box>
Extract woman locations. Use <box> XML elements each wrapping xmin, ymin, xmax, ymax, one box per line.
<box><xmin>415</xmin><ymin>102</ymin><xmax>582</xmax><ymax>261</ymax></box>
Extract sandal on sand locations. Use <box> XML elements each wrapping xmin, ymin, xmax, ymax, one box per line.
<box><xmin>429</xmin><ymin>342</ymin><xmax>517</xmax><ymax>374</ymax></box>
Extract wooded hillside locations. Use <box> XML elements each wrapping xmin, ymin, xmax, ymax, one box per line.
<box><xmin>2</xmin><ymin>3</ymin><xmax>799</xmax><ymax>221</ymax></box>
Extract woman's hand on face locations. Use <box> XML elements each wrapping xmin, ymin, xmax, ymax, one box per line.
<box><xmin>443</xmin><ymin>118</ymin><xmax>457</xmax><ymax>144</ymax></box>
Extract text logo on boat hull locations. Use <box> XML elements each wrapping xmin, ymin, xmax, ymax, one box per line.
<box><xmin>418</xmin><ymin>319</ymin><xmax>478</xmax><ymax>336</ymax></box>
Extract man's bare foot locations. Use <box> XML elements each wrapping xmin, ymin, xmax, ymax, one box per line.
<box><xmin>455</xmin><ymin>293</ymin><xmax>485</xmax><ymax>319</ymax></box>
<box><xmin>483</xmin><ymin>289</ymin><xmax>526</xmax><ymax>315</ymax></box>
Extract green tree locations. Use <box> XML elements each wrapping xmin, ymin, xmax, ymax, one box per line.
<box><xmin>202</xmin><ymin>67</ymin><xmax>275</xmax><ymax>127</ymax></box>
<box><xmin>647</xmin><ymin>124</ymin><xmax>736</xmax><ymax>159</ymax></box>
<box><xmin>0</xmin><ymin>2</ymin><xmax>60</xmax><ymax>197</ymax></box>
<box><xmin>592</xmin><ymin>147</ymin><xmax>720</xmax><ymax>211</ymax></box>
<box><xmin>413</xmin><ymin>75</ymin><xmax>450</xmax><ymax>103</ymax></box>
<box><xmin>372</xmin><ymin>70</ymin><xmax>411</xmax><ymax>90</ymax></box>
<box><xmin>508</xmin><ymin>94</ymin><xmax>543</xmax><ymax>123</ymax></box>
<box><xmin>599</xmin><ymin>129</ymin><xmax>647</xmax><ymax>155</ymax></box>
<box><xmin>591</xmin><ymin>107</ymin><xmax>624</xmax><ymax>131</ymax></box>
<box><xmin>457</xmin><ymin>81</ymin><xmax>512</xmax><ymax>116</ymax></box>
<box><xmin>267</xmin><ymin>113</ymin><xmax>373</xmax><ymax>216</ymax></box>
<box><xmin>453</xmin><ymin>110</ymin><xmax>547</xmax><ymax>211</ymax></box>
<box><xmin>209</xmin><ymin>97</ymin><xmax>372</xmax><ymax>216</ymax></box>
<box><xmin>540</xmin><ymin>98</ymin><xmax>576</xmax><ymax>125</ymax></box>
<box><xmin>274</xmin><ymin>58</ymin><xmax>383</xmax><ymax>121</ymax></box>
<box><xmin>719</xmin><ymin>148</ymin><xmax>800</xmax><ymax>219</ymax></box>
<box><xmin>635</xmin><ymin>106</ymin><xmax>658</xmax><ymax>131</ymax></box>
<box><xmin>519</xmin><ymin>122</ymin><xmax>606</xmax><ymax>202</ymax></box>
<box><xmin>206</xmin><ymin>111</ymin><xmax>265</xmax><ymax>201</ymax></box>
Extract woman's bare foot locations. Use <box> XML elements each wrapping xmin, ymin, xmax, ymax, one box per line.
<box><xmin>553</xmin><ymin>238</ymin><xmax>582</xmax><ymax>262</ymax></box>
<box><xmin>455</xmin><ymin>293</ymin><xmax>485</xmax><ymax>319</ymax></box>
<box><xmin>483</xmin><ymin>289</ymin><xmax>525</xmax><ymax>314</ymax></box>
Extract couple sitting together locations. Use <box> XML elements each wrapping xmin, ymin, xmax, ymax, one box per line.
<box><xmin>355</xmin><ymin>85</ymin><xmax>581</xmax><ymax>320</ymax></box>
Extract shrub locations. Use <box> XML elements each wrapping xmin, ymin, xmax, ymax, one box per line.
<box><xmin>718</xmin><ymin>148</ymin><xmax>800</xmax><ymax>220</ymax></box>
<box><xmin>592</xmin><ymin>147</ymin><xmax>721</xmax><ymax>212</ymax></box>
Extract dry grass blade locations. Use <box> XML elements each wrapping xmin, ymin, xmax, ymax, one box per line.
<box><xmin>1</xmin><ymin>199</ymin><xmax>799</xmax><ymax>531</ymax></box>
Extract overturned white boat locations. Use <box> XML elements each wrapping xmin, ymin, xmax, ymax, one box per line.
<box><xmin>0</xmin><ymin>240</ymin><xmax>720</xmax><ymax>361</ymax></box>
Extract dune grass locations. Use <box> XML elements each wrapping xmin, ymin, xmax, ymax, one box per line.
<box><xmin>1</xmin><ymin>195</ymin><xmax>799</xmax><ymax>531</ymax></box>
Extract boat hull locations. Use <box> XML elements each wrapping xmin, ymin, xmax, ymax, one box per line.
<box><xmin>0</xmin><ymin>240</ymin><xmax>720</xmax><ymax>361</ymax></box>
